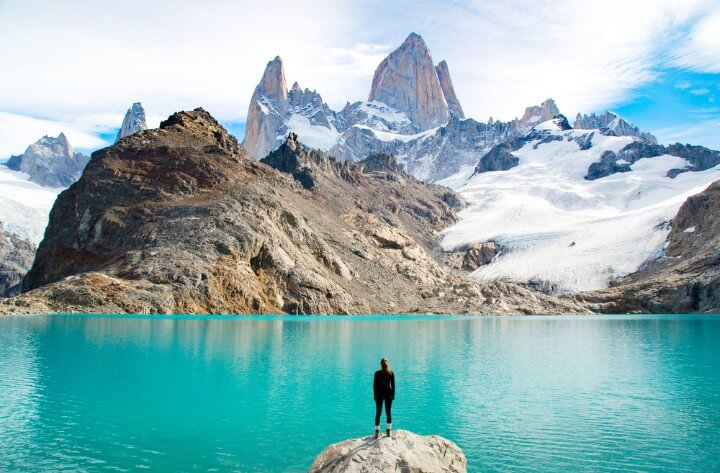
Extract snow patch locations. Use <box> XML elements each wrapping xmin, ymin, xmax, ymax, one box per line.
<box><xmin>440</xmin><ymin>129</ymin><xmax>720</xmax><ymax>292</ymax></box>
<box><xmin>284</xmin><ymin>114</ymin><xmax>340</xmax><ymax>151</ymax></box>
<box><xmin>0</xmin><ymin>165</ymin><xmax>60</xmax><ymax>243</ymax></box>
<box><xmin>683</xmin><ymin>226</ymin><xmax>696</xmax><ymax>233</ymax></box>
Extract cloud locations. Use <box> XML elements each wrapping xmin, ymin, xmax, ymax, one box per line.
<box><xmin>0</xmin><ymin>112</ymin><xmax>111</xmax><ymax>157</ymax></box>
<box><xmin>655</xmin><ymin>119</ymin><xmax>720</xmax><ymax>149</ymax></box>
<box><xmin>0</xmin><ymin>0</ymin><xmax>718</xmax><ymax>147</ymax></box>
<box><xmin>670</xmin><ymin>6</ymin><xmax>720</xmax><ymax>72</ymax></box>
<box><xmin>690</xmin><ymin>88</ymin><xmax>711</xmax><ymax>95</ymax></box>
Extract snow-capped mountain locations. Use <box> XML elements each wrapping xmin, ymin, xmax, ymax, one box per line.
<box><xmin>116</xmin><ymin>102</ymin><xmax>147</xmax><ymax>142</ymax></box>
<box><xmin>574</xmin><ymin>111</ymin><xmax>657</xmax><ymax>144</ymax></box>
<box><xmin>438</xmin><ymin>117</ymin><xmax>720</xmax><ymax>293</ymax></box>
<box><xmin>6</xmin><ymin>133</ymin><xmax>89</xmax><ymax>187</ymax></box>
<box><xmin>242</xmin><ymin>34</ymin><xmax>660</xmax><ymax>183</ymax></box>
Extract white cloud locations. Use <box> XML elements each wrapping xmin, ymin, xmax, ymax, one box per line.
<box><xmin>0</xmin><ymin>112</ymin><xmax>110</xmax><ymax>157</ymax></box>
<box><xmin>671</xmin><ymin>6</ymin><xmax>720</xmax><ymax>72</ymax></box>
<box><xmin>0</xmin><ymin>0</ymin><xmax>718</xmax><ymax>147</ymax></box>
<box><xmin>655</xmin><ymin>119</ymin><xmax>720</xmax><ymax>149</ymax></box>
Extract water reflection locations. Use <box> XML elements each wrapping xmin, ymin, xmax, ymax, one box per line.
<box><xmin>0</xmin><ymin>315</ymin><xmax>718</xmax><ymax>472</ymax></box>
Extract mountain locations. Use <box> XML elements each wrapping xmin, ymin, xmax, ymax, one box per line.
<box><xmin>439</xmin><ymin>117</ymin><xmax>720</xmax><ymax>294</ymax></box>
<box><xmin>2</xmin><ymin>109</ymin><xmax>585</xmax><ymax>315</ymax></box>
<box><xmin>6</xmin><ymin>133</ymin><xmax>90</xmax><ymax>187</ymax></box>
<box><xmin>367</xmin><ymin>32</ymin><xmax>449</xmax><ymax>130</ymax></box>
<box><xmin>242</xmin><ymin>56</ymin><xmax>340</xmax><ymax>159</ymax></box>
<box><xmin>115</xmin><ymin>102</ymin><xmax>147</xmax><ymax>142</ymax></box>
<box><xmin>583</xmin><ymin>179</ymin><xmax>720</xmax><ymax>313</ymax></box>
<box><xmin>243</xmin><ymin>34</ymin><xmax>652</xmax><ymax>183</ymax></box>
<box><xmin>574</xmin><ymin>111</ymin><xmax>657</xmax><ymax>144</ymax></box>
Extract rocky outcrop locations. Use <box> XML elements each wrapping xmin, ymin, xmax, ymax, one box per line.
<box><xmin>6</xmin><ymin>133</ymin><xmax>90</xmax><ymax>187</ymax></box>
<box><xmin>447</xmin><ymin>241</ymin><xmax>500</xmax><ymax>271</ymax></box>
<box><xmin>580</xmin><ymin>179</ymin><xmax>720</xmax><ymax>313</ymax></box>
<box><xmin>368</xmin><ymin>33</ymin><xmax>449</xmax><ymax>131</ymax></box>
<box><xmin>585</xmin><ymin>140</ymin><xmax>720</xmax><ymax>180</ymax></box>
<box><xmin>1</xmin><ymin>108</ymin><xmax>589</xmax><ymax>315</ymax></box>
<box><xmin>115</xmin><ymin>102</ymin><xmax>147</xmax><ymax>142</ymax></box>
<box><xmin>520</xmin><ymin>99</ymin><xmax>560</xmax><ymax>126</ymax></box>
<box><xmin>308</xmin><ymin>430</ymin><xmax>466</xmax><ymax>473</ymax></box>
<box><xmin>435</xmin><ymin>60</ymin><xmax>464</xmax><ymax>119</ymax></box>
<box><xmin>0</xmin><ymin>223</ymin><xmax>36</xmax><ymax>297</ymax></box>
<box><xmin>573</xmin><ymin>111</ymin><xmax>657</xmax><ymax>144</ymax></box>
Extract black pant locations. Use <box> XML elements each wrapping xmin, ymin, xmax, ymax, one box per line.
<box><xmin>375</xmin><ymin>397</ymin><xmax>392</xmax><ymax>426</ymax></box>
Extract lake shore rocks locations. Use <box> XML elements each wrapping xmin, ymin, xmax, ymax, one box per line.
<box><xmin>308</xmin><ymin>430</ymin><xmax>466</xmax><ymax>473</ymax></box>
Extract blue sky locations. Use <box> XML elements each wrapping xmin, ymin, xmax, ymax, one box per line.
<box><xmin>0</xmin><ymin>0</ymin><xmax>718</xmax><ymax>157</ymax></box>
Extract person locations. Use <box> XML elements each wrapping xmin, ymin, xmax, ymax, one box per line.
<box><xmin>373</xmin><ymin>357</ymin><xmax>395</xmax><ymax>439</ymax></box>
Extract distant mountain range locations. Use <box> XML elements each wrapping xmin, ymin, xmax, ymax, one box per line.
<box><xmin>241</xmin><ymin>33</ymin><xmax>661</xmax><ymax>183</ymax></box>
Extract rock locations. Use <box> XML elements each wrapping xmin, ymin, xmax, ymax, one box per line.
<box><xmin>447</xmin><ymin>242</ymin><xmax>500</xmax><ymax>270</ymax></box>
<box><xmin>242</xmin><ymin>56</ymin><xmax>290</xmax><ymax>159</ymax></box>
<box><xmin>520</xmin><ymin>99</ymin><xmax>560</xmax><ymax>126</ymax></box>
<box><xmin>368</xmin><ymin>33</ymin><xmax>449</xmax><ymax>131</ymax></box>
<box><xmin>584</xmin><ymin>140</ymin><xmax>720</xmax><ymax>181</ymax></box>
<box><xmin>6</xmin><ymin>133</ymin><xmax>90</xmax><ymax>187</ymax></box>
<box><xmin>0</xmin><ymin>223</ymin><xmax>36</xmax><ymax>297</ymax></box>
<box><xmin>308</xmin><ymin>430</ymin><xmax>467</xmax><ymax>473</ymax></box>
<box><xmin>435</xmin><ymin>60</ymin><xmax>464</xmax><ymax>119</ymax></box>
<box><xmin>115</xmin><ymin>102</ymin><xmax>147</xmax><ymax>142</ymax></box>
<box><xmin>573</xmin><ymin>111</ymin><xmax>658</xmax><ymax>144</ymax></box>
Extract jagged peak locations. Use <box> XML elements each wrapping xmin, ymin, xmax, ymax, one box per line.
<box><xmin>256</xmin><ymin>56</ymin><xmax>288</xmax><ymax>102</ymax></box>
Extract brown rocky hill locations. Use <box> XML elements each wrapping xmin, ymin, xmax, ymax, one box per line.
<box><xmin>2</xmin><ymin>108</ymin><xmax>586</xmax><ymax>315</ymax></box>
<box><xmin>580</xmin><ymin>180</ymin><xmax>720</xmax><ymax>313</ymax></box>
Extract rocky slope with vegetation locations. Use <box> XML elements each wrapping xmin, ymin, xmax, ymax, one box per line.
<box><xmin>1</xmin><ymin>109</ymin><xmax>587</xmax><ymax>315</ymax></box>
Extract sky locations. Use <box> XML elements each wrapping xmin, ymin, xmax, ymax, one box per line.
<box><xmin>0</xmin><ymin>0</ymin><xmax>718</xmax><ymax>158</ymax></box>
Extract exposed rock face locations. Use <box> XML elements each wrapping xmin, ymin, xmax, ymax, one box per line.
<box><xmin>242</xmin><ymin>57</ymin><xmax>339</xmax><ymax>159</ymax></box>
<box><xmin>368</xmin><ymin>33</ymin><xmax>449</xmax><ymax>131</ymax></box>
<box><xmin>115</xmin><ymin>102</ymin><xmax>147</xmax><ymax>142</ymax></box>
<box><xmin>435</xmin><ymin>60</ymin><xmax>464</xmax><ymax>119</ymax></box>
<box><xmin>6</xmin><ymin>133</ymin><xmax>90</xmax><ymax>187</ymax></box>
<box><xmin>242</xmin><ymin>56</ymin><xmax>290</xmax><ymax>159</ymax></box>
<box><xmin>0</xmin><ymin>223</ymin><xmax>36</xmax><ymax>297</ymax></box>
<box><xmin>308</xmin><ymin>430</ymin><xmax>467</xmax><ymax>473</ymax></box>
<box><xmin>585</xmin><ymin>140</ymin><xmax>720</xmax><ymax>180</ymax></box>
<box><xmin>521</xmin><ymin>99</ymin><xmax>560</xmax><ymax>126</ymax></box>
<box><xmin>447</xmin><ymin>241</ymin><xmax>501</xmax><ymax>271</ymax></box>
<box><xmin>1</xmin><ymin>109</ymin><xmax>588</xmax><ymax>315</ymax></box>
<box><xmin>574</xmin><ymin>111</ymin><xmax>658</xmax><ymax>144</ymax></box>
<box><xmin>580</xmin><ymin>179</ymin><xmax>720</xmax><ymax>313</ymax></box>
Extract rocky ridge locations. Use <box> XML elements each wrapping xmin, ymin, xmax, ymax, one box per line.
<box><xmin>6</xmin><ymin>133</ymin><xmax>90</xmax><ymax>187</ymax></box>
<box><xmin>1</xmin><ymin>109</ymin><xmax>588</xmax><ymax>315</ymax></box>
<box><xmin>574</xmin><ymin>111</ymin><xmax>657</xmax><ymax>144</ymax></box>
<box><xmin>308</xmin><ymin>430</ymin><xmax>466</xmax><ymax>473</ymax></box>
<box><xmin>115</xmin><ymin>102</ymin><xmax>148</xmax><ymax>142</ymax></box>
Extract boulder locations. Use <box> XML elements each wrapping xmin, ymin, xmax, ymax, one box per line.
<box><xmin>308</xmin><ymin>430</ymin><xmax>466</xmax><ymax>473</ymax></box>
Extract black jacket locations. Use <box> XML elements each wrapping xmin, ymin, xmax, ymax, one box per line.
<box><xmin>374</xmin><ymin>370</ymin><xmax>395</xmax><ymax>400</ymax></box>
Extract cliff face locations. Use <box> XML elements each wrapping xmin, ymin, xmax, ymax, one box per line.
<box><xmin>368</xmin><ymin>33</ymin><xmax>449</xmax><ymax>131</ymax></box>
<box><xmin>581</xmin><ymin>179</ymin><xmax>720</xmax><ymax>313</ymax></box>
<box><xmin>0</xmin><ymin>223</ymin><xmax>35</xmax><ymax>297</ymax></box>
<box><xmin>4</xmin><ymin>109</ymin><xmax>586</xmax><ymax>315</ymax></box>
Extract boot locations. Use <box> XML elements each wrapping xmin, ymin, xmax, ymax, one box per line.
<box><xmin>386</xmin><ymin>428</ymin><xmax>391</xmax><ymax>438</ymax></box>
<box><xmin>374</xmin><ymin>429</ymin><xmax>380</xmax><ymax>439</ymax></box>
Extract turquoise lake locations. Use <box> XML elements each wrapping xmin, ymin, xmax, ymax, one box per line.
<box><xmin>1</xmin><ymin>314</ymin><xmax>719</xmax><ymax>472</ymax></box>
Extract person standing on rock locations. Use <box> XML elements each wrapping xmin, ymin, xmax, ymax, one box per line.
<box><xmin>374</xmin><ymin>357</ymin><xmax>395</xmax><ymax>439</ymax></box>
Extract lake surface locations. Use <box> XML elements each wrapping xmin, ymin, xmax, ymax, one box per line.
<box><xmin>1</xmin><ymin>315</ymin><xmax>719</xmax><ymax>472</ymax></box>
